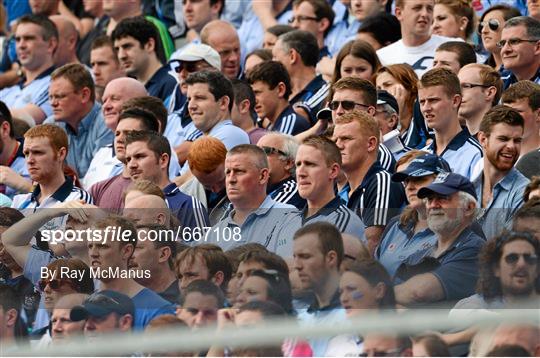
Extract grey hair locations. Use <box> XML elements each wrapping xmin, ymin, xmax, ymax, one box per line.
<box><xmin>268</xmin><ymin>132</ymin><xmax>299</xmax><ymax>176</ymax></box>
<box><xmin>458</xmin><ymin>191</ymin><xmax>479</xmax><ymax>220</ymax></box>
<box><xmin>504</xmin><ymin>16</ymin><xmax>540</xmax><ymax>39</ymax></box>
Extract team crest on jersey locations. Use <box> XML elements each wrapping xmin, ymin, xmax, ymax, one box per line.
<box><xmin>387</xmin><ymin>243</ymin><xmax>397</xmax><ymax>252</ymax></box>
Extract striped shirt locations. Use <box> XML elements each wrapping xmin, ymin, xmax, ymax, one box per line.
<box><xmin>268</xmin><ymin>177</ymin><xmax>306</xmax><ymax>210</ymax></box>
<box><xmin>163</xmin><ymin>183</ymin><xmax>210</xmax><ymax>230</ymax></box>
<box><xmin>347</xmin><ymin>161</ymin><xmax>406</xmax><ymax>227</ymax></box>
<box><xmin>424</xmin><ymin>128</ymin><xmax>483</xmax><ymax>180</ymax></box>
<box><xmin>270</xmin><ymin>106</ymin><xmax>311</xmax><ymax>136</ymax></box>
<box><xmin>377</xmin><ymin>144</ymin><xmax>397</xmax><ymax>173</ymax></box>
<box><xmin>290</xmin><ymin>75</ymin><xmax>329</xmax><ymax>124</ymax></box>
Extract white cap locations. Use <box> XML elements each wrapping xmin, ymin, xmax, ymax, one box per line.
<box><xmin>171</xmin><ymin>43</ymin><xmax>221</xmax><ymax>71</ymax></box>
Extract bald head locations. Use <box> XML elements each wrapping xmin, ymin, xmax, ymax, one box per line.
<box><xmin>341</xmin><ymin>233</ymin><xmax>369</xmax><ymax>268</ymax></box>
<box><xmin>50</xmin><ymin>16</ymin><xmax>78</xmax><ymax>66</ymax></box>
<box><xmin>54</xmin><ymin>293</ymin><xmax>88</xmax><ymax>310</ymax></box>
<box><xmin>123</xmin><ymin>194</ymin><xmax>171</xmax><ymax>227</ymax></box>
<box><xmin>102</xmin><ymin>77</ymin><xmax>148</xmax><ymax>130</ymax></box>
<box><xmin>200</xmin><ymin>20</ymin><xmax>241</xmax><ymax>79</ymax></box>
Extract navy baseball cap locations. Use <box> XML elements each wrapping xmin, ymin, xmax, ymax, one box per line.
<box><xmin>70</xmin><ymin>290</ymin><xmax>135</xmax><ymax>321</ymax></box>
<box><xmin>417</xmin><ymin>172</ymin><xmax>477</xmax><ymax>200</ymax></box>
<box><xmin>392</xmin><ymin>154</ymin><xmax>451</xmax><ymax>182</ymax></box>
<box><xmin>377</xmin><ymin>90</ymin><xmax>399</xmax><ymax>114</ymax></box>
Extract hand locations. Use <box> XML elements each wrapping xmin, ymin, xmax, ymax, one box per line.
<box><xmin>252</xmin><ymin>0</ymin><xmax>274</xmax><ymax>18</ymax></box>
<box><xmin>0</xmin><ymin>166</ymin><xmax>32</xmax><ymax>192</ymax></box>
<box><xmin>387</xmin><ymin>84</ymin><xmax>408</xmax><ymax>114</ymax></box>
<box><xmin>52</xmin><ymin>200</ymin><xmax>101</xmax><ymax>223</ymax></box>
<box><xmin>216</xmin><ymin>308</ymin><xmax>237</xmax><ymax>331</ymax></box>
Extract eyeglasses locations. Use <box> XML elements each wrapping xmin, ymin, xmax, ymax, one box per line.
<box><xmin>329</xmin><ymin>100</ymin><xmax>370</xmax><ymax>111</ymax></box>
<box><xmin>174</xmin><ymin>61</ymin><xmax>209</xmax><ymax>73</ymax></box>
<box><xmin>288</xmin><ymin>15</ymin><xmax>319</xmax><ymax>24</ymax></box>
<box><xmin>261</xmin><ymin>146</ymin><xmax>288</xmax><ymax>157</ymax></box>
<box><xmin>461</xmin><ymin>83</ymin><xmax>491</xmax><ymax>90</ymax></box>
<box><xmin>478</xmin><ymin>18</ymin><xmax>500</xmax><ymax>34</ymax></box>
<box><xmin>504</xmin><ymin>253</ymin><xmax>538</xmax><ymax>266</ymax></box>
<box><xmin>496</xmin><ymin>38</ymin><xmax>539</xmax><ymax>48</ymax></box>
<box><xmin>38</xmin><ymin>278</ymin><xmax>78</xmax><ymax>292</ymax></box>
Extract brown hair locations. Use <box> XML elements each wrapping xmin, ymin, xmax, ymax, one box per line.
<box><xmin>124</xmin><ymin>179</ymin><xmax>165</xmax><ymax>200</ymax></box>
<box><xmin>177</xmin><ymin>245</ymin><xmax>232</xmax><ymax>291</ymax></box>
<box><xmin>25</xmin><ymin>124</ymin><xmax>68</xmax><ymax>155</ymax></box>
<box><xmin>122</xmin><ymin>96</ymin><xmax>168</xmax><ymax>134</ymax></box>
<box><xmin>331</xmin><ymin>77</ymin><xmax>377</xmax><ymax>106</ymax></box>
<box><xmin>501</xmin><ymin>80</ymin><xmax>540</xmax><ymax>111</ymax></box>
<box><xmin>292</xmin><ymin>0</ymin><xmax>335</xmax><ymax>36</ymax></box>
<box><xmin>293</xmin><ymin>221</ymin><xmax>344</xmax><ymax>268</ymax></box>
<box><xmin>434</xmin><ymin>0</ymin><xmax>476</xmax><ymax>39</ymax></box>
<box><xmin>334</xmin><ymin>110</ymin><xmax>380</xmax><ymax>142</ymax></box>
<box><xmin>188</xmin><ymin>136</ymin><xmax>227</xmax><ymax>174</ymax></box>
<box><xmin>418</xmin><ymin>67</ymin><xmax>462</xmax><ymax>97</ymax></box>
<box><xmin>524</xmin><ymin>176</ymin><xmax>540</xmax><ymax>202</ymax></box>
<box><xmin>301</xmin><ymin>135</ymin><xmax>342</xmax><ymax>167</ymax></box>
<box><xmin>51</xmin><ymin>63</ymin><xmax>96</xmax><ymax>102</ymax></box>
<box><xmin>46</xmin><ymin>258</ymin><xmax>94</xmax><ymax>294</ymax></box>
<box><xmin>479</xmin><ymin>105</ymin><xmax>524</xmax><ymax>136</ymax></box>
<box><xmin>462</xmin><ymin>63</ymin><xmax>503</xmax><ymax>105</ymax></box>
<box><xmin>375</xmin><ymin>64</ymin><xmax>418</xmax><ymax>115</ymax></box>
<box><xmin>227</xmin><ymin>144</ymin><xmax>269</xmax><ymax>170</ymax></box>
<box><xmin>93</xmin><ymin>215</ymin><xmax>138</xmax><ymax>246</ymax></box>
<box><xmin>332</xmin><ymin>40</ymin><xmax>381</xmax><ymax>84</ymax></box>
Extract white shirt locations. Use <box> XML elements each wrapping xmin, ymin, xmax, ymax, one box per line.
<box><xmin>377</xmin><ymin>35</ymin><xmax>460</xmax><ymax>77</ymax></box>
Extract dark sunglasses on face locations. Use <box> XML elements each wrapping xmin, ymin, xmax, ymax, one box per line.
<box><xmin>329</xmin><ymin>100</ymin><xmax>370</xmax><ymax>111</ymax></box>
<box><xmin>478</xmin><ymin>18</ymin><xmax>500</xmax><ymax>34</ymax></box>
<box><xmin>261</xmin><ymin>146</ymin><xmax>288</xmax><ymax>157</ymax></box>
<box><xmin>38</xmin><ymin>278</ymin><xmax>77</xmax><ymax>292</ymax></box>
<box><xmin>174</xmin><ymin>61</ymin><xmax>203</xmax><ymax>73</ymax></box>
<box><xmin>504</xmin><ymin>253</ymin><xmax>538</xmax><ymax>266</ymax></box>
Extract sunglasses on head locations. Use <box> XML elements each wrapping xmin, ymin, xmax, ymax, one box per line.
<box><xmin>38</xmin><ymin>278</ymin><xmax>77</xmax><ymax>292</ymax></box>
<box><xmin>478</xmin><ymin>18</ymin><xmax>500</xmax><ymax>34</ymax></box>
<box><xmin>504</xmin><ymin>253</ymin><xmax>538</xmax><ymax>266</ymax></box>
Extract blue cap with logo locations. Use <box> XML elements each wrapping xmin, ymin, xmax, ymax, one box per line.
<box><xmin>417</xmin><ymin>172</ymin><xmax>477</xmax><ymax>200</ymax></box>
<box><xmin>392</xmin><ymin>153</ymin><xmax>451</xmax><ymax>182</ymax></box>
<box><xmin>70</xmin><ymin>290</ymin><xmax>135</xmax><ymax>321</ymax></box>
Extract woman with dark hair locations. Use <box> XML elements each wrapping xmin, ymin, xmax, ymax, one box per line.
<box><xmin>374</xmin><ymin>64</ymin><xmax>429</xmax><ymax>149</ymax></box>
<box><xmin>432</xmin><ymin>0</ymin><xmax>476</xmax><ymax>41</ymax></box>
<box><xmin>234</xmin><ymin>269</ymin><xmax>293</xmax><ymax>314</ymax></box>
<box><xmin>357</xmin><ymin>12</ymin><xmax>401</xmax><ymax>50</ymax></box>
<box><xmin>326</xmin><ymin>259</ymin><xmax>396</xmax><ymax>356</ymax></box>
<box><xmin>244</xmin><ymin>49</ymin><xmax>272</xmax><ymax>77</ymax></box>
<box><xmin>331</xmin><ymin>40</ymin><xmax>381</xmax><ymax>84</ymax></box>
<box><xmin>478</xmin><ymin>5</ymin><xmax>521</xmax><ymax>69</ymax></box>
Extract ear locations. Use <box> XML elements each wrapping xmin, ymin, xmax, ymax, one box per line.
<box><xmin>373</xmin><ymin>282</ymin><xmax>386</xmax><ymax>301</ymax></box>
<box><xmin>58</xmin><ymin>147</ymin><xmax>67</xmax><ymax>162</ymax></box>
<box><xmin>159</xmin><ymin>153</ymin><xmax>170</xmax><ymax>171</ymax></box>
<box><xmin>395</xmin><ymin>6</ymin><xmax>403</xmax><ymax>21</ymax></box>
<box><xmin>318</xmin><ymin>18</ymin><xmax>330</xmax><ymax>35</ymax></box>
<box><xmin>122</xmin><ymin>243</ymin><xmax>135</xmax><ymax>261</ymax></box>
<box><xmin>156</xmin><ymin>212</ymin><xmax>166</xmax><ymax>225</ymax></box>
<box><xmin>388</xmin><ymin>113</ymin><xmax>399</xmax><ymax>130</ymax></box>
<box><xmin>0</xmin><ymin>121</ymin><xmax>10</xmax><ymax>138</ymax></box>
<box><xmin>478</xmin><ymin>131</ymin><xmax>489</xmax><ymax>149</ymax></box>
<box><xmin>144</xmin><ymin>37</ymin><xmax>156</xmax><ymax>53</ymax></box>
<box><xmin>367</xmin><ymin>135</ymin><xmax>378</xmax><ymax>153</ymax></box>
<box><xmin>289</xmin><ymin>48</ymin><xmax>298</xmax><ymax>66</ymax></box>
<box><xmin>118</xmin><ymin>314</ymin><xmax>133</xmax><ymax>332</ymax></box>
<box><xmin>458</xmin><ymin>16</ymin><xmax>469</xmax><ymax>32</ymax></box>
<box><xmin>329</xmin><ymin>162</ymin><xmax>340</xmax><ymax>180</ymax></box>
<box><xmin>452</xmin><ymin>94</ymin><xmax>462</xmax><ymax>108</ymax></box>
<box><xmin>284</xmin><ymin>157</ymin><xmax>295</xmax><ymax>173</ymax></box>
<box><xmin>5</xmin><ymin>308</ymin><xmax>18</xmax><ymax>328</ymax></box>
<box><xmin>158</xmin><ymin>246</ymin><xmax>172</xmax><ymax>264</ymax></box>
<box><xmin>212</xmin><ymin>270</ymin><xmax>225</xmax><ymax>287</ymax></box>
<box><xmin>48</xmin><ymin>37</ymin><xmax>58</xmax><ymax>55</ymax></box>
<box><xmin>533</xmin><ymin>108</ymin><xmax>540</xmax><ymax>125</ymax></box>
<box><xmin>219</xmin><ymin>95</ymin><xmax>230</xmax><ymax>112</ymax></box>
<box><xmin>367</xmin><ymin>106</ymin><xmax>376</xmax><ymax>117</ymax></box>
<box><xmin>485</xmin><ymin>86</ymin><xmax>497</xmax><ymax>104</ymax></box>
<box><xmin>80</xmin><ymin>87</ymin><xmax>92</xmax><ymax>103</ymax></box>
<box><xmin>260</xmin><ymin>167</ymin><xmax>270</xmax><ymax>184</ymax></box>
<box><xmin>210</xmin><ymin>0</ymin><xmax>223</xmax><ymax>16</ymax></box>
<box><xmin>239</xmin><ymin>99</ymin><xmax>251</xmax><ymax>115</ymax></box>
<box><xmin>277</xmin><ymin>82</ymin><xmax>287</xmax><ymax>99</ymax></box>
<box><xmin>325</xmin><ymin>250</ymin><xmax>338</xmax><ymax>268</ymax></box>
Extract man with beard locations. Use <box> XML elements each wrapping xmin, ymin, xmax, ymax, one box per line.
<box><xmin>394</xmin><ymin>172</ymin><xmax>485</xmax><ymax>307</ymax></box>
<box><xmin>474</xmin><ymin>106</ymin><xmax>530</xmax><ymax>240</ymax></box>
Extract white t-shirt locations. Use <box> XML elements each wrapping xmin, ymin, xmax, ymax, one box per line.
<box><xmin>377</xmin><ymin>35</ymin><xmax>459</xmax><ymax>77</ymax></box>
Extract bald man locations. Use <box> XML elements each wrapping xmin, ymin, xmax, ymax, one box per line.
<box><xmin>50</xmin><ymin>16</ymin><xmax>80</xmax><ymax>66</ymax></box>
<box><xmin>101</xmin><ymin>77</ymin><xmax>148</xmax><ymax>131</ymax></box>
<box><xmin>489</xmin><ymin>324</ymin><xmax>540</xmax><ymax>356</ymax></box>
<box><xmin>123</xmin><ymin>194</ymin><xmax>172</xmax><ymax>228</ymax></box>
<box><xmin>341</xmin><ymin>233</ymin><xmax>369</xmax><ymax>270</ymax></box>
<box><xmin>200</xmin><ymin>20</ymin><xmax>242</xmax><ymax>79</ymax></box>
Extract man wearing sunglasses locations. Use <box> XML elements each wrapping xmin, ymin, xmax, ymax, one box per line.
<box><xmin>500</xmin><ymin>16</ymin><xmax>540</xmax><ymax>90</ymax></box>
<box><xmin>258</xmin><ymin>133</ymin><xmax>306</xmax><ymax>210</ymax></box>
<box><xmin>475</xmin><ymin>106</ymin><xmax>529</xmax><ymax>239</ymax></box>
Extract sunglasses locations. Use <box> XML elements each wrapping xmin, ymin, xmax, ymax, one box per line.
<box><xmin>261</xmin><ymin>146</ymin><xmax>288</xmax><ymax>157</ymax></box>
<box><xmin>478</xmin><ymin>18</ymin><xmax>500</xmax><ymax>34</ymax></box>
<box><xmin>504</xmin><ymin>253</ymin><xmax>538</xmax><ymax>266</ymax></box>
<box><xmin>38</xmin><ymin>278</ymin><xmax>77</xmax><ymax>292</ymax></box>
<box><xmin>174</xmin><ymin>61</ymin><xmax>206</xmax><ymax>73</ymax></box>
<box><xmin>329</xmin><ymin>100</ymin><xmax>370</xmax><ymax>111</ymax></box>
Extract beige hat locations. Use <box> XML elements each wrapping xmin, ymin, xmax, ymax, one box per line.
<box><xmin>172</xmin><ymin>43</ymin><xmax>221</xmax><ymax>70</ymax></box>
